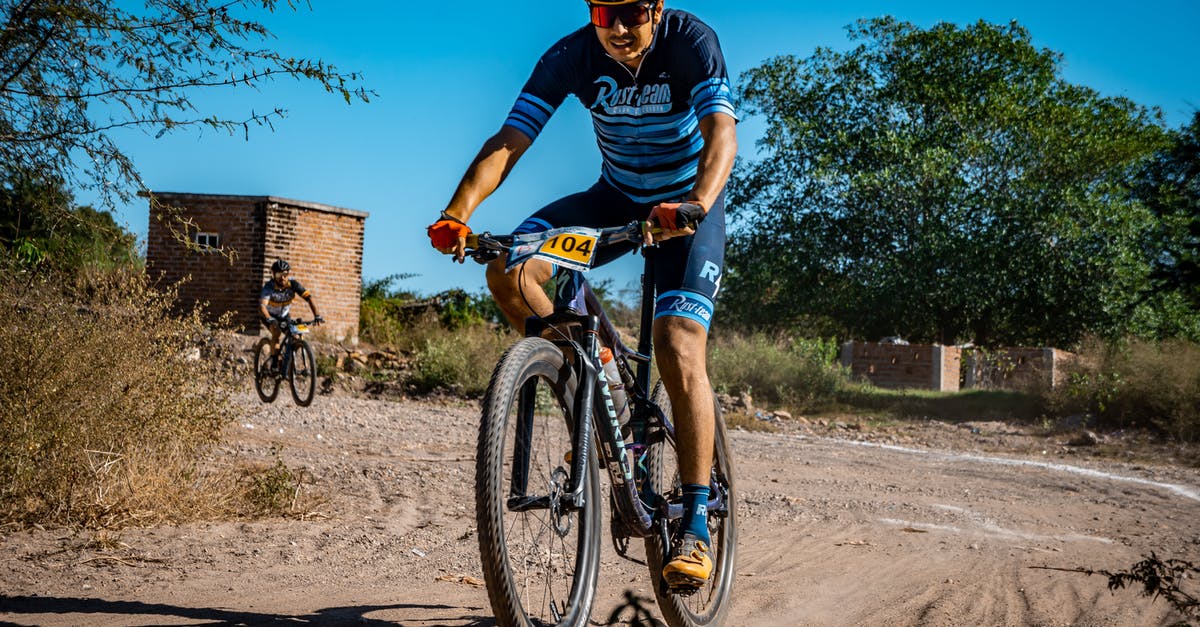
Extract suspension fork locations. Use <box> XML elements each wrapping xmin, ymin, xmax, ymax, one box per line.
<box><xmin>524</xmin><ymin>310</ymin><xmax>600</xmax><ymax>512</ymax></box>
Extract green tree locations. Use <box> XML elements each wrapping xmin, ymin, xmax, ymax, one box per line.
<box><xmin>1134</xmin><ymin>112</ymin><xmax>1200</xmax><ymax>311</ymax></box>
<box><xmin>0</xmin><ymin>0</ymin><xmax>370</xmax><ymax>210</ymax></box>
<box><xmin>726</xmin><ymin>17</ymin><xmax>1170</xmax><ymax>347</ymax></box>
<box><xmin>0</xmin><ymin>171</ymin><xmax>138</xmax><ymax>271</ymax></box>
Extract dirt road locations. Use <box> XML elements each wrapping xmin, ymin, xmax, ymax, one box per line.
<box><xmin>3</xmin><ymin>392</ymin><xmax>1198</xmax><ymax>626</ymax></box>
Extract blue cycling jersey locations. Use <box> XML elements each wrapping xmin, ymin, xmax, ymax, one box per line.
<box><xmin>505</xmin><ymin>9</ymin><xmax>737</xmax><ymax>204</ymax></box>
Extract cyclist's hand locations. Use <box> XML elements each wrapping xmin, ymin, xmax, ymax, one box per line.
<box><xmin>427</xmin><ymin>213</ymin><xmax>471</xmax><ymax>263</ymax></box>
<box><xmin>313</xmin><ymin>315</ymin><xmax>325</xmax><ymax>326</ymax></box>
<box><xmin>261</xmin><ymin>316</ymin><xmax>275</xmax><ymax>328</ymax></box>
<box><xmin>646</xmin><ymin>201</ymin><xmax>705</xmax><ymax>243</ymax></box>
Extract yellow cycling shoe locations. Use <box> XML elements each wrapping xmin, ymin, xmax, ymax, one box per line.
<box><xmin>662</xmin><ymin>533</ymin><xmax>712</xmax><ymax>590</ymax></box>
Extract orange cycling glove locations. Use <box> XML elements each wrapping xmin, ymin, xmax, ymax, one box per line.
<box><xmin>427</xmin><ymin>212</ymin><xmax>471</xmax><ymax>253</ymax></box>
<box><xmin>648</xmin><ymin>201</ymin><xmax>706</xmax><ymax>232</ymax></box>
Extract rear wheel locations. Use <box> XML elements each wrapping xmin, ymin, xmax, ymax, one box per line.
<box><xmin>252</xmin><ymin>338</ymin><xmax>279</xmax><ymax>403</ymax></box>
<box><xmin>289</xmin><ymin>339</ymin><xmax>316</xmax><ymax>407</ymax></box>
<box><xmin>476</xmin><ymin>337</ymin><xmax>602</xmax><ymax>626</ymax></box>
<box><xmin>644</xmin><ymin>383</ymin><xmax>738</xmax><ymax>627</ymax></box>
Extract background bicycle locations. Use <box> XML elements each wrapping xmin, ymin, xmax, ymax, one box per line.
<box><xmin>463</xmin><ymin>223</ymin><xmax>737</xmax><ymax>627</ymax></box>
<box><xmin>253</xmin><ymin>317</ymin><xmax>318</xmax><ymax>407</ymax></box>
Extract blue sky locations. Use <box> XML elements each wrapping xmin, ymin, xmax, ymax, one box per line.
<box><xmin>94</xmin><ymin>1</ymin><xmax>1200</xmax><ymax>297</ymax></box>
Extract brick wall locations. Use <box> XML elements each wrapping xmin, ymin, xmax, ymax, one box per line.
<box><xmin>840</xmin><ymin>342</ymin><xmax>962</xmax><ymax>391</ymax></box>
<box><xmin>272</xmin><ymin>202</ymin><xmax>364</xmax><ymax>341</ymax></box>
<box><xmin>963</xmin><ymin>347</ymin><xmax>1074</xmax><ymax>390</ymax></box>
<box><xmin>144</xmin><ymin>192</ymin><xmax>367</xmax><ymax>342</ymax></box>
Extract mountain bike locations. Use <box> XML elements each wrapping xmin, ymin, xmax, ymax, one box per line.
<box><xmin>462</xmin><ymin>222</ymin><xmax>737</xmax><ymax>627</ymax></box>
<box><xmin>253</xmin><ymin>317</ymin><xmax>318</xmax><ymax>407</ymax></box>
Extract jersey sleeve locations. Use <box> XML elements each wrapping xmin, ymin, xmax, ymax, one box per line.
<box><xmin>291</xmin><ymin>279</ymin><xmax>310</xmax><ymax>298</ymax></box>
<box><xmin>680</xmin><ymin>26</ymin><xmax>737</xmax><ymax>122</ymax></box>
<box><xmin>259</xmin><ymin>283</ymin><xmax>273</xmax><ymax>303</ymax></box>
<box><xmin>503</xmin><ymin>43</ymin><xmax>575</xmax><ymax>142</ymax></box>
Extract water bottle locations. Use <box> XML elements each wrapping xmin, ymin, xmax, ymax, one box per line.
<box><xmin>599</xmin><ymin>347</ymin><xmax>631</xmax><ymax>427</ymax></box>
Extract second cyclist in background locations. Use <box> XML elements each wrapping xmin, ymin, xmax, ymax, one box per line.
<box><xmin>259</xmin><ymin>259</ymin><xmax>323</xmax><ymax>372</ymax></box>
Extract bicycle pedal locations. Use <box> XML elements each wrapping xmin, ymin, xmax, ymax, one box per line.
<box><xmin>666</xmin><ymin>579</ymin><xmax>704</xmax><ymax>596</ymax></box>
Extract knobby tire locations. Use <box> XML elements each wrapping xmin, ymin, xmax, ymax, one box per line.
<box><xmin>289</xmin><ymin>339</ymin><xmax>316</xmax><ymax>407</ymax></box>
<box><xmin>252</xmin><ymin>338</ymin><xmax>279</xmax><ymax>403</ymax></box>
<box><xmin>644</xmin><ymin>383</ymin><xmax>738</xmax><ymax>627</ymax></box>
<box><xmin>476</xmin><ymin>337</ymin><xmax>602</xmax><ymax>627</ymax></box>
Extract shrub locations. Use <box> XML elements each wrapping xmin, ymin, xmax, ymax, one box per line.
<box><xmin>0</xmin><ymin>264</ymin><xmax>235</xmax><ymax>527</ymax></box>
<box><xmin>1046</xmin><ymin>337</ymin><xmax>1200</xmax><ymax>441</ymax></box>
<box><xmin>707</xmin><ymin>332</ymin><xmax>847</xmax><ymax>410</ymax></box>
<box><xmin>410</xmin><ymin>323</ymin><xmax>516</xmax><ymax>396</ymax></box>
<box><xmin>361</xmin><ymin>289</ymin><xmax>502</xmax><ymax>350</ymax></box>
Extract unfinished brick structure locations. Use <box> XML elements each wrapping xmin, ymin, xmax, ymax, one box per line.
<box><xmin>840</xmin><ymin>342</ymin><xmax>963</xmax><ymax>391</ymax></box>
<box><xmin>144</xmin><ymin>192</ymin><xmax>368</xmax><ymax>342</ymax></box>
<box><xmin>963</xmin><ymin>347</ymin><xmax>1075</xmax><ymax>390</ymax></box>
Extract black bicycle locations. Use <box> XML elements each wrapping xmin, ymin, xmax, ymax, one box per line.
<box><xmin>464</xmin><ymin>222</ymin><xmax>737</xmax><ymax>627</ymax></box>
<box><xmin>253</xmin><ymin>317</ymin><xmax>318</xmax><ymax>407</ymax></box>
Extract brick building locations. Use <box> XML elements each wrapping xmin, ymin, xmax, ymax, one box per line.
<box><xmin>840</xmin><ymin>341</ymin><xmax>963</xmax><ymax>391</ymax></box>
<box><xmin>963</xmin><ymin>347</ymin><xmax>1074</xmax><ymax>390</ymax></box>
<box><xmin>144</xmin><ymin>192</ymin><xmax>368</xmax><ymax>343</ymax></box>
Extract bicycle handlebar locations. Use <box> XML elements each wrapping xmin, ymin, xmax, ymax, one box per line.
<box><xmin>462</xmin><ymin>220</ymin><xmax>653</xmax><ymax>265</ymax></box>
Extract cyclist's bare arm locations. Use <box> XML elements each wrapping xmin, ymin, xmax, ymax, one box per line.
<box><xmin>302</xmin><ymin>294</ymin><xmax>321</xmax><ymax>320</ymax></box>
<box><xmin>647</xmin><ymin>112</ymin><xmax>737</xmax><ymax>243</ymax></box>
<box><xmin>690</xmin><ymin>112</ymin><xmax>737</xmax><ymax>212</ymax></box>
<box><xmin>443</xmin><ymin>126</ymin><xmax>533</xmax><ymax>225</ymax></box>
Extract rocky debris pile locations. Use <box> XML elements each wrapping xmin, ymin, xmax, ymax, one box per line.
<box><xmin>333</xmin><ymin>349</ymin><xmax>409</xmax><ymax>375</ymax></box>
<box><xmin>717</xmin><ymin>390</ymin><xmax>799</xmax><ymax>425</ymax></box>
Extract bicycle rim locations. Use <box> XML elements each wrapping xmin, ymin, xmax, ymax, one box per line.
<box><xmin>644</xmin><ymin>383</ymin><xmax>738</xmax><ymax>627</ymax></box>
<box><xmin>289</xmin><ymin>340</ymin><xmax>316</xmax><ymax>406</ymax></box>
<box><xmin>252</xmin><ymin>338</ymin><xmax>279</xmax><ymax>403</ymax></box>
<box><xmin>476</xmin><ymin>337</ymin><xmax>601</xmax><ymax>627</ymax></box>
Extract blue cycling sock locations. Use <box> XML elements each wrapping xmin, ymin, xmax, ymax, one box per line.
<box><xmin>679</xmin><ymin>483</ymin><xmax>711</xmax><ymax>544</ymax></box>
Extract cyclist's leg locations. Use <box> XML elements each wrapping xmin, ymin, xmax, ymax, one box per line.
<box><xmin>485</xmin><ymin>180</ymin><xmax>640</xmax><ymax>334</ymax></box>
<box><xmin>649</xmin><ymin>193</ymin><xmax>726</xmax><ymax>583</ymax></box>
<box><xmin>486</xmin><ymin>257</ymin><xmax>554</xmax><ymax>333</ymax></box>
<box><xmin>651</xmin><ymin>191</ymin><xmax>725</xmax><ymax>483</ymax></box>
<box><xmin>268</xmin><ymin>323</ymin><xmax>283</xmax><ymax>367</ymax></box>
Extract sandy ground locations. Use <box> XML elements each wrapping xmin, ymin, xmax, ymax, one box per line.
<box><xmin>2</xmin><ymin>388</ymin><xmax>1199</xmax><ymax>626</ymax></box>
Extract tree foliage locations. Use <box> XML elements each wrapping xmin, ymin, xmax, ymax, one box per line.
<box><xmin>0</xmin><ymin>0</ymin><xmax>370</xmax><ymax>209</ymax></box>
<box><xmin>725</xmin><ymin>17</ymin><xmax>1173</xmax><ymax>346</ymax></box>
<box><xmin>0</xmin><ymin>171</ymin><xmax>138</xmax><ymax>271</ymax></box>
<box><xmin>1134</xmin><ymin>112</ymin><xmax>1200</xmax><ymax>310</ymax></box>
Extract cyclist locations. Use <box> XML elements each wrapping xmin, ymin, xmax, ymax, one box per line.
<box><xmin>427</xmin><ymin>0</ymin><xmax>736</xmax><ymax>590</ymax></box>
<box><xmin>259</xmin><ymin>259</ymin><xmax>323</xmax><ymax>370</ymax></box>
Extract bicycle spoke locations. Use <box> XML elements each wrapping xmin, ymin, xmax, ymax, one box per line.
<box><xmin>477</xmin><ymin>337</ymin><xmax>599</xmax><ymax>626</ymax></box>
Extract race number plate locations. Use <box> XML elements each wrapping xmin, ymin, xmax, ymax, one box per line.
<box><xmin>506</xmin><ymin>227</ymin><xmax>601</xmax><ymax>272</ymax></box>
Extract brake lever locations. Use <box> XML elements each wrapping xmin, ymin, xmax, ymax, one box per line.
<box><xmin>471</xmin><ymin>248</ymin><xmax>501</xmax><ymax>264</ymax></box>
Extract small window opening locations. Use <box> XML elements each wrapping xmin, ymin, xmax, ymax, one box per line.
<box><xmin>195</xmin><ymin>232</ymin><xmax>220</xmax><ymax>250</ymax></box>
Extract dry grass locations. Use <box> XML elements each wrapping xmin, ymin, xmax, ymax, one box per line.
<box><xmin>1045</xmin><ymin>337</ymin><xmax>1200</xmax><ymax>442</ymax></box>
<box><xmin>0</xmin><ymin>266</ymin><xmax>237</xmax><ymax>528</ymax></box>
<box><xmin>708</xmin><ymin>332</ymin><xmax>847</xmax><ymax>411</ymax></box>
<box><xmin>409</xmin><ymin>322</ymin><xmax>517</xmax><ymax>396</ymax></box>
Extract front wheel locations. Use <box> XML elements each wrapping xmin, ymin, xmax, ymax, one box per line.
<box><xmin>476</xmin><ymin>337</ymin><xmax>602</xmax><ymax>627</ymax></box>
<box><xmin>252</xmin><ymin>338</ymin><xmax>280</xmax><ymax>403</ymax></box>
<box><xmin>644</xmin><ymin>383</ymin><xmax>738</xmax><ymax>627</ymax></box>
<box><xmin>289</xmin><ymin>339</ymin><xmax>316</xmax><ymax>407</ymax></box>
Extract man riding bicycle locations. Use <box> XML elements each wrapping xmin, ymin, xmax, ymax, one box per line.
<box><xmin>259</xmin><ymin>259</ymin><xmax>323</xmax><ymax>370</ymax></box>
<box><xmin>427</xmin><ymin>0</ymin><xmax>737</xmax><ymax>590</ymax></box>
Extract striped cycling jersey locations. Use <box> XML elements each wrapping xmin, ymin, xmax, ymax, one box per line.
<box><xmin>260</xmin><ymin>278</ymin><xmax>309</xmax><ymax>318</ymax></box>
<box><xmin>504</xmin><ymin>9</ymin><xmax>737</xmax><ymax>204</ymax></box>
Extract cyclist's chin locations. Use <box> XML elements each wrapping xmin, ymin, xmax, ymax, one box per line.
<box><xmin>603</xmin><ymin>42</ymin><xmax>644</xmax><ymax>65</ymax></box>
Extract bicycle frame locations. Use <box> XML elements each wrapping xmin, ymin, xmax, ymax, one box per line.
<box><xmin>514</xmin><ymin>245</ymin><xmax>730</xmax><ymax>541</ymax></box>
<box><xmin>273</xmin><ymin>318</ymin><xmax>310</xmax><ymax>378</ymax></box>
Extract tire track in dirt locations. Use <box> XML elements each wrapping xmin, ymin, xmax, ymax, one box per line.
<box><xmin>2</xmin><ymin>395</ymin><xmax>1197</xmax><ymax>626</ymax></box>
